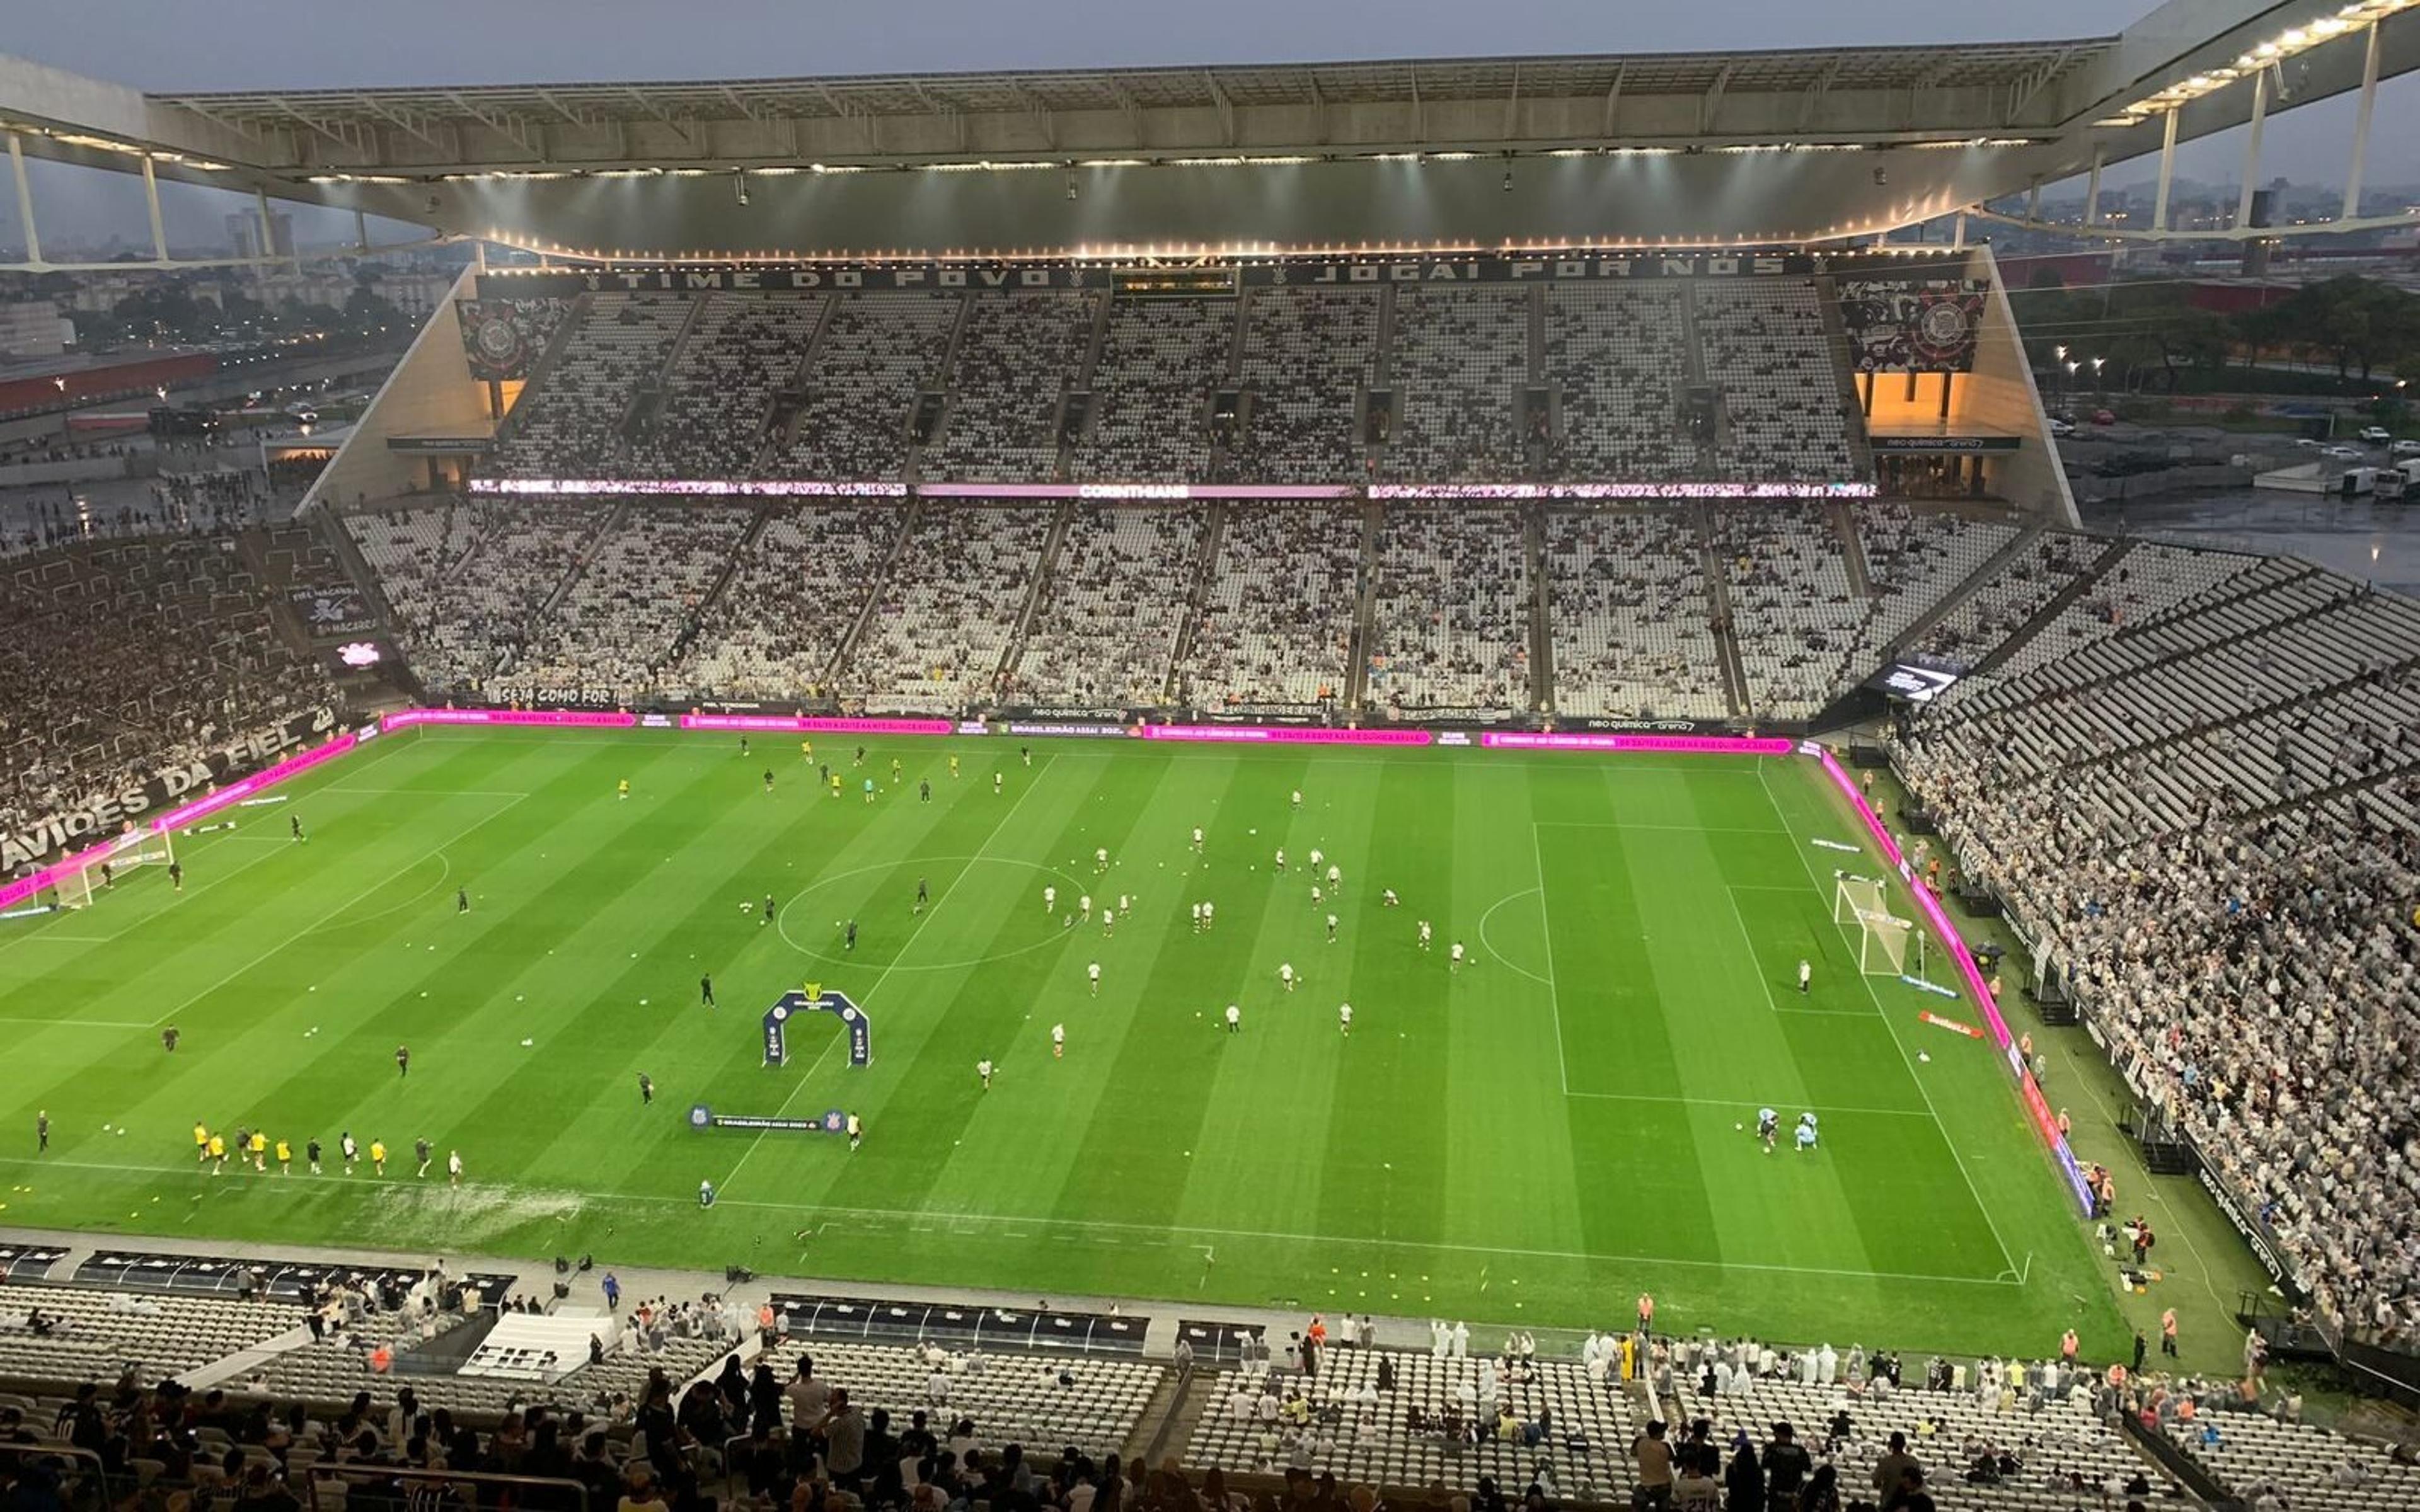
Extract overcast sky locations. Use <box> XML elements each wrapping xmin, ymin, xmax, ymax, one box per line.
<box><xmin>3</xmin><ymin>0</ymin><xmax>2414</xmax><ymax>248</ymax></box>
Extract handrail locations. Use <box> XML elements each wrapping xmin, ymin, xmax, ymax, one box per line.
<box><xmin>302</xmin><ymin>1461</ymin><xmax>592</xmax><ymax>1512</ymax></box>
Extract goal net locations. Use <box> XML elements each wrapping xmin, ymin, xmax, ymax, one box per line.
<box><xmin>52</xmin><ymin>827</ymin><xmax>175</xmax><ymax>910</ymax></box>
<box><xmin>1832</xmin><ymin>874</ymin><xmax>1912</xmax><ymax>976</ymax></box>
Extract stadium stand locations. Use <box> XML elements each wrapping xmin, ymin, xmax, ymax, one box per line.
<box><xmin>757</xmin><ymin>1337</ymin><xmax>1158</xmax><ymax>1462</ymax></box>
<box><xmin>1693</xmin><ymin>280</ymin><xmax>1857</xmax><ymax>483</ymax></box>
<box><xmin>1005</xmin><ymin>504</ymin><xmax>1206</xmax><ymax>709</ymax></box>
<box><xmin>1383</xmin><ymin>287</ymin><xmax>1530</xmax><ymax>482</ymax></box>
<box><xmin>664</xmin><ymin>503</ymin><xmax>906</xmax><ymax>703</ymax></box>
<box><xmin>1229</xmin><ymin>289</ymin><xmax>1379</xmax><ymax>485</ymax></box>
<box><xmin>1187</xmin><ymin>1345</ymin><xmax>1637</xmax><ymax>1500</ymax></box>
<box><xmin>2162</xmin><ymin>1403</ymin><xmax>2420</xmax><ymax>1511</ymax></box>
<box><xmin>1912</xmin><ymin>531</ymin><xmax>2095</xmax><ymax>664</ymax></box>
<box><xmin>776</xmin><ymin>292</ymin><xmax>959</xmax><ymax>481</ymax></box>
<box><xmin>843</xmin><ymin>503</ymin><xmax>1054</xmax><ymax>713</ymax></box>
<box><xmin>0</xmin><ymin>532</ymin><xmax>337</xmax><ymax>847</ymax></box>
<box><xmin>1541</xmin><ymin>285</ymin><xmax>1688</xmax><ymax>480</ymax></box>
<box><xmin>497</xmin><ymin>295</ymin><xmax>691</xmax><ymax>479</ymax></box>
<box><xmin>1173</xmin><ymin>502</ymin><xmax>1359</xmax><ymax>709</ymax></box>
<box><xmin>1542</xmin><ymin>507</ymin><xmax>1726</xmax><ymax>721</ymax></box>
<box><xmin>1710</xmin><ymin>502</ymin><xmax>1858</xmax><ymax>721</ymax></box>
<box><xmin>1835</xmin><ymin>505</ymin><xmax>2017</xmax><ymax>679</ymax></box>
<box><xmin>1365</xmin><ymin>506</ymin><xmax>1530</xmax><ymax>714</ymax></box>
<box><xmin>0</xmin><ymin>1284</ymin><xmax>304</xmax><ymax>1381</ymax></box>
<box><xmin>922</xmin><ymin>292</ymin><xmax>1097</xmax><ymax>483</ymax></box>
<box><xmin>1891</xmin><ymin>557</ymin><xmax>2420</xmax><ymax>1344</ymax></box>
<box><xmin>386</xmin><ymin>500</ymin><xmax>613</xmax><ymax>694</ymax></box>
<box><xmin>503</xmin><ymin>503</ymin><xmax>756</xmax><ymax>704</ymax></box>
<box><xmin>638</xmin><ymin>295</ymin><xmax>824</xmax><ymax>478</ymax></box>
<box><xmin>1071</xmin><ymin>297</ymin><xmax>1231</xmax><ymax>483</ymax></box>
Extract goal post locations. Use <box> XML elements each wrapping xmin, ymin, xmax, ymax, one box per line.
<box><xmin>1831</xmin><ymin>874</ymin><xmax>1912</xmax><ymax>976</ymax></box>
<box><xmin>50</xmin><ymin>827</ymin><xmax>173</xmax><ymax>910</ymax></box>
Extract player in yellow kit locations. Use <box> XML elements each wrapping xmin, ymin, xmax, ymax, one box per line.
<box><xmin>800</xmin><ymin>738</ymin><xmax>813</xmax><ymax>762</ymax></box>
<box><xmin>207</xmin><ymin>1133</ymin><xmax>227</xmax><ymax>1176</ymax></box>
<box><xmin>248</xmin><ymin>1130</ymin><xmax>268</xmax><ymax>1172</ymax></box>
<box><xmin>275</xmin><ymin>1138</ymin><xmax>292</xmax><ymax>1175</ymax></box>
<box><xmin>194</xmin><ymin>1121</ymin><xmax>210</xmax><ymax>1164</ymax></box>
<box><xmin>949</xmin><ymin>755</ymin><xmax>960</xmax><ymax>779</ymax></box>
<box><xmin>369</xmin><ymin>1138</ymin><xmax>388</xmax><ymax>1176</ymax></box>
<box><xmin>618</xmin><ymin>778</ymin><xmax>630</xmax><ymax>801</ymax></box>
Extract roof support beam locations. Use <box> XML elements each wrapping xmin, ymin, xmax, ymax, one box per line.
<box><xmin>446</xmin><ymin>92</ymin><xmax>536</xmax><ymax>154</ymax></box>
<box><xmin>1603</xmin><ymin>64</ymin><xmax>1625</xmax><ymax>137</ymax></box>
<box><xmin>1504</xmin><ymin>64</ymin><xmax>1521</xmax><ymax>141</ymax></box>
<box><xmin>1409</xmin><ymin>63</ymin><xmax>1425</xmax><ymax>139</ymax></box>
<box><xmin>1204</xmin><ymin>70</ymin><xmax>1235</xmax><ymax>147</ymax></box>
<box><xmin>1306</xmin><ymin>72</ymin><xmax>1328</xmax><ymax>146</ymax></box>
<box><xmin>1701</xmin><ymin>62</ymin><xmax>1734</xmax><ymax>134</ymax></box>
<box><xmin>354</xmin><ymin>94</ymin><xmax>446</xmax><ymax>152</ymax></box>
<box><xmin>275</xmin><ymin>99</ymin><xmax>362</xmax><ymax>156</ymax></box>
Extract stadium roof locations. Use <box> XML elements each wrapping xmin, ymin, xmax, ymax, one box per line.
<box><xmin>2</xmin><ymin>0</ymin><xmax>2416</xmax><ymax>258</ymax></box>
<box><xmin>146</xmin><ymin>42</ymin><xmax>2112</xmax><ymax>147</ymax></box>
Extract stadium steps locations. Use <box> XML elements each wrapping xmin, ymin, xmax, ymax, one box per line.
<box><xmin>996</xmin><ymin>501</ymin><xmax>1075</xmax><ymax>686</ymax></box>
<box><xmin>911</xmin><ymin>293</ymin><xmax>979</xmax><ymax>485</ymax></box>
<box><xmin>1052</xmin><ymin>288</ymin><xmax>1113</xmax><ymax>479</ymax></box>
<box><xmin>2029</xmin><ymin>652</ymin><xmax>2420</xmax><ymax>780</ymax></box>
<box><xmin>2121</xmin><ymin>557</ymin><xmax>2318</xmax><ymax>641</ymax></box>
<box><xmin>1883</xmin><ymin>521</ymin><xmax>2058</xmax><ymax>660</ymax></box>
<box><xmin>1344</xmin><ymin>500</ymin><xmax>1382</xmax><ymax>708</ymax></box>
<box><xmin>2237</xmin><ymin>752</ymin><xmax>2420</xmax><ymax>823</ymax></box>
<box><xmin>1524</xmin><ymin>504</ymin><xmax>1553</xmax><ymax>713</ymax></box>
<box><xmin>764</xmin><ymin>294</ymin><xmax>843</xmax><ymax>461</ymax></box>
<box><xmin>1371</xmin><ymin>284</ymin><xmax>1398</xmax><ymax>387</ymax></box>
<box><xmin>1971</xmin><ymin>536</ymin><xmax>2136</xmax><ymax>676</ymax></box>
<box><xmin>1163</xmin><ymin>502</ymin><xmax>1226</xmax><ymax>702</ymax></box>
<box><xmin>1828</xmin><ymin>500</ymin><xmax>1874</xmax><ymax>598</ymax></box>
<box><xmin>234</xmin><ymin>527</ymin><xmax>318</xmax><ymax>660</ymax></box>
<box><xmin>661</xmin><ymin>503</ymin><xmax>776</xmax><ymax>672</ymax></box>
<box><xmin>302</xmin><ymin>503</ymin><xmax>407</xmax><ymax>648</ymax></box>
<box><xmin>822</xmin><ymin>495</ymin><xmax>923</xmax><ymax>689</ymax></box>
<box><xmin>1127</xmin><ymin>1361</ymin><xmax>1204</xmax><ymax>1467</ymax></box>
<box><xmin>1676</xmin><ymin>280</ymin><xmax>1717</xmax><ymax>472</ymax></box>
<box><xmin>1811</xmin><ymin>273</ymin><xmax>1877</xmax><ymax>479</ymax></box>
<box><xmin>1692</xmin><ymin>500</ymin><xmax>1748</xmax><ymax>718</ymax></box>
<box><xmin>490</xmin><ymin>292</ymin><xmax>593</xmax><ymax>446</ymax></box>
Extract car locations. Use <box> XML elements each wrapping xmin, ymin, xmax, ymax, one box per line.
<box><xmin>2047</xmin><ymin>417</ymin><xmax>2075</xmax><ymax>438</ymax></box>
<box><xmin>2358</xmin><ymin>426</ymin><xmax>2392</xmax><ymax>444</ymax></box>
<box><xmin>2392</xmin><ymin>439</ymin><xmax>2420</xmax><ymax>457</ymax></box>
<box><xmin>2294</xmin><ymin>437</ymin><xmax>2326</xmax><ymax>448</ymax></box>
<box><xmin>2320</xmin><ymin>444</ymin><xmax>2364</xmax><ymax>461</ymax></box>
<box><xmin>2091</xmin><ymin>409</ymin><xmax>2117</xmax><ymax>425</ymax></box>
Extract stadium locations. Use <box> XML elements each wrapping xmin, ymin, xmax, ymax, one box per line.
<box><xmin>3</xmin><ymin>1</ymin><xmax>2420</xmax><ymax>1509</ymax></box>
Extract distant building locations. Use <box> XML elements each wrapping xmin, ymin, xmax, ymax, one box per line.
<box><xmin>226</xmin><ymin>210</ymin><xmax>296</xmax><ymax>264</ymax></box>
<box><xmin>0</xmin><ymin>301</ymin><xmax>69</xmax><ymax>360</ymax></box>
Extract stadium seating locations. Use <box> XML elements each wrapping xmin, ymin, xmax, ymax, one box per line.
<box><xmin>1005</xmin><ymin>505</ymin><xmax>1206</xmax><ymax>709</ymax></box>
<box><xmin>1542</xmin><ymin>286</ymin><xmax>1688</xmax><ymax>479</ymax></box>
<box><xmin>1385</xmin><ymin>287</ymin><xmax>1530</xmax><ymax>481</ymax></box>
<box><xmin>1186</xmin><ymin>1348</ymin><xmax>1639</xmax><ymax>1501</ymax></box>
<box><xmin>503</xmin><ymin>504</ymin><xmax>757</xmax><ymax>704</ymax></box>
<box><xmin>1365</xmin><ymin>507</ymin><xmax>1530</xmax><ymax>714</ymax></box>
<box><xmin>1835</xmin><ymin>504</ymin><xmax>2017</xmax><ymax>677</ymax></box>
<box><xmin>388</xmin><ymin>499</ymin><xmax>614</xmax><ymax>694</ymax></box>
<box><xmin>1542</xmin><ymin>507</ymin><xmax>1726</xmax><ymax>721</ymax></box>
<box><xmin>1071</xmin><ymin>297</ymin><xmax>1231</xmax><ymax>482</ymax></box>
<box><xmin>0</xmin><ymin>532</ymin><xmax>338</xmax><ymax>846</ymax></box>
<box><xmin>843</xmin><ymin>503</ymin><xmax>1054</xmax><ymax>713</ymax></box>
<box><xmin>2162</xmin><ymin>1406</ymin><xmax>2420</xmax><ymax>1511</ymax></box>
<box><xmin>1694</xmin><ymin>280</ymin><xmax>1857</xmax><ymax>482</ymax></box>
<box><xmin>1892</xmin><ymin>554</ymin><xmax>2420</xmax><ymax>1343</ymax></box>
<box><xmin>776</xmin><ymin>292</ymin><xmax>960</xmax><ymax>481</ymax></box>
<box><xmin>1711</xmin><ymin>502</ymin><xmax>1858</xmax><ymax>721</ymax></box>
<box><xmin>665</xmin><ymin>503</ymin><xmax>907</xmax><ymax>703</ymax></box>
<box><xmin>1913</xmin><ymin>531</ymin><xmax>2095</xmax><ymax>665</ymax></box>
<box><xmin>0</xmin><ymin>1283</ymin><xmax>303</xmax><ymax>1382</ymax></box>
<box><xmin>1228</xmin><ymin>289</ymin><xmax>1380</xmax><ymax>485</ymax></box>
<box><xmin>498</xmin><ymin>295</ymin><xmax>691</xmax><ymax>479</ymax></box>
<box><xmin>638</xmin><ymin>295</ymin><xmax>824</xmax><ymax>478</ymax></box>
<box><xmin>1174</xmin><ymin>503</ymin><xmax>1359</xmax><ymax>709</ymax></box>
<box><xmin>759</xmin><ymin>1337</ymin><xmax>1159</xmax><ymax>1462</ymax></box>
<box><xmin>922</xmin><ymin>292</ymin><xmax>1097</xmax><ymax>482</ymax></box>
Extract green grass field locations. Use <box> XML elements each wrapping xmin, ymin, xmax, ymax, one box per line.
<box><xmin>0</xmin><ymin>728</ymin><xmax>2128</xmax><ymax>1359</ymax></box>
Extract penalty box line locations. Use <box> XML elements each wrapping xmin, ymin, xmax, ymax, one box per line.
<box><xmin>0</xmin><ymin>1152</ymin><xmax>2022</xmax><ymax>1290</ymax></box>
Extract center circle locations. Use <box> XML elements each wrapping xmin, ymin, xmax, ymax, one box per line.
<box><xmin>776</xmin><ymin>855</ymin><xmax>1089</xmax><ymax>971</ymax></box>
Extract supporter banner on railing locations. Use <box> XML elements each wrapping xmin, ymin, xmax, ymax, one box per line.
<box><xmin>1</xmin><ymin>706</ymin><xmax>340</xmax><ymax>872</ymax></box>
<box><xmin>149</xmin><ymin>731</ymin><xmax>358</xmax><ymax>835</ymax></box>
<box><xmin>1243</xmin><ymin>253</ymin><xmax>1817</xmax><ymax>285</ymax></box>
<box><xmin>285</xmin><ymin>583</ymin><xmax>376</xmax><ymax>638</ymax></box>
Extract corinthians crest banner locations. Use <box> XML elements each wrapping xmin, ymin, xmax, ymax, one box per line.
<box><xmin>1838</xmin><ymin>279</ymin><xmax>1988</xmax><ymax>374</ymax></box>
<box><xmin>456</xmin><ymin>297</ymin><xmax>570</xmax><ymax>382</ymax></box>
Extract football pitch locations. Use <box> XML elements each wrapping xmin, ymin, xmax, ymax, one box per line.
<box><xmin>0</xmin><ymin>728</ymin><xmax>2125</xmax><ymax>1357</ymax></box>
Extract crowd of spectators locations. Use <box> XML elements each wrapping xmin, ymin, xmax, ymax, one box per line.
<box><xmin>498</xmin><ymin>296</ymin><xmax>692</xmax><ymax>479</ymax></box>
<box><xmin>666</xmin><ymin>504</ymin><xmax>907</xmax><ymax>705</ymax></box>
<box><xmin>1365</xmin><ymin>508</ymin><xmax>1530</xmax><ymax>714</ymax></box>
<box><xmin>1005</xmin><ymin>505</ymin><xmax>1206</xmax><ymax>709</ymax></box>
<box><xmin>1173</xmin><ymin>504</ymin><xmax>1359</xmax><ymax>709</ymax></box>
<box><xmin>1226</xmin><ymin>290</ymin><xmax>1379</xmax><ymax>486</ymax></box>
<box><xmin>844</xmin><ymin>505</ymin><xmax>1054</xmax><ymax>713</ymax></box>
<box><xmin>1694</xmin><ymin>282</ymin><xmax>1857</xmax><ymax>483</ymax></box>
<box><xmin>640</xmin><ymin>298</ymin><xmax>826</xmax><ymax>478</ymax></box>
<box><xmin>1540</xmin><ymin>287</ymin><xmax>1690</xmax><ymax>481</ymax></box>
<box><xmin>0</xmin><ymin>530</ymin><xmax>337</xmax><ymax>849</ymax></box>
<box><xmin>776</xmin><ymin>294</ymin><xmax>959</xmax><ymax>482</ymax></box>
<box><xmin>1542</xmin><ymin>507</ymin><xmax>1726</xmax><ymax>721</ymax></box>
<box><xmin>923</xmin><ymin>294</ymin><xmax>1097</xmax><ymax>483</ymax></box>
<box><xmin>1383</xmin><ymin>289</ymin><xmax>1528</xmax><ymax>483</ymax></box>
<box><xmin>503</xmin><ymin>505</ymin><xmax>756</xmax><ymax>704</ymax></box>
<box><xmin>1070</xmin><ymin>301</ymin><xmax>1232</xmax><ymax>483</ymax></box>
